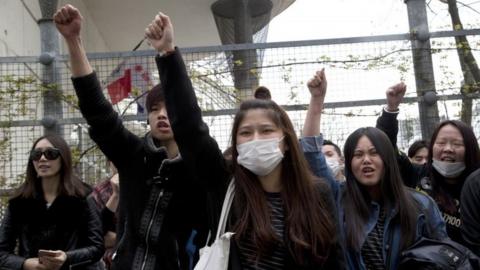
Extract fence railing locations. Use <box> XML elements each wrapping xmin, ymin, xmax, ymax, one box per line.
<box><xmin>1</xmin><ymin>29</ymin><xmax>480</xmax><ymax>220</ymax></box>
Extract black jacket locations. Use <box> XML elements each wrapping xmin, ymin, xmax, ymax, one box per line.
<box><xmin>375</xmin><ymin>109</ymin><xmax>427</xmax><ymax>188</ymax></box>
<box><xmin>158</xmin><ymin>49</ymin><xmax>345</xmax><ymax>269</ymax></box>
<box><xmin>71</xmin><ymin>74</ymin><xmax>208</xmax><ymax>270</ymax></box>
<box><xmin>0</xmin><ymin>193</ymin><xmax>104</xmax><ymax>270</ymax></box>
<box><xmin>376</xmin><ymin>110</ymin><xmax>465</xmax><ymax>244</ymax></box>
<box><xmin>461</xmin><ymin>168</ymin><xmax>480</xmax><ymax>257</ymax></box>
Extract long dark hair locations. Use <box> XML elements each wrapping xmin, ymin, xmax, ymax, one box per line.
<box><xmin>13</xmin><ymin>134</ymin><xmax>88</xmax><ymax>199</ymax></box>
<box><xmin>427</xmin><ymin>120</ymin><xmax>480</xmax><ymax>212</ymax></box>
<box><xmin>230</xmin><ymin>98</ymin><xmax>335</xmax><ymax>265</ymax></box>
<box><xmin>343</xmin><ymin>127</ymin><xmax>418</xmax><ymax>250</ymax></box>
<box><xmin>428</xmin><ymin>120</ymin><xmax>480</xmax><ymax>188</ymax></box>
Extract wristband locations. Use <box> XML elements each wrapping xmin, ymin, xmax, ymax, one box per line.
<box><xmin>383</xmin><ymin>106</ymin><xmax>399</xmax><ymax>114</ymax></box>
<box><xmin>158</xmin><ymin>48</ymin><xmax>176</xmax><ymax>57</ymax></box>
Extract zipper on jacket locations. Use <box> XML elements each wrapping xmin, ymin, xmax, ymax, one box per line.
<box><xmin>140</xmin><ymin>156</ymin><xmax>174</xmax><ymax>270</ymax></box>
<box><xmin>140</xmin><ymin>189</ymin><xmax>164</xmax><ymax>270</ymax></box>
<box><xmin>140</xmin><ymin>190</ymin><xmax>163</xmax><ymax>270</ymax></box>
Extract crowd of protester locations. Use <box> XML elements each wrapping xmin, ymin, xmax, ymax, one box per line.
<box><xmin>1</xmin><ymin>4</ymin><xmax>479</xmax><ymax>270</ymax></box>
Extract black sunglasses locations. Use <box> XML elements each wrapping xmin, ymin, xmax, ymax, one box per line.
<box><xmin>30</xmin><ymin>148</ymin><xmax>61</xmax><ymax>161</ymax></box>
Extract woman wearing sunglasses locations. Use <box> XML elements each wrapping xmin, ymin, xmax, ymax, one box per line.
<box><xmin>0</xmin><ymin>134</ymin><xmax>104</xmax><ymax>270</ymax></box>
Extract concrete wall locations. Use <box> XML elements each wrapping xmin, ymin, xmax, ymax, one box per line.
<box><xmin>0</xmin><ymin>0</ymin><xmax>41</xmax><ymax>56</ymax></box>
<box><xmin>0</xmin><ymin>0</ymin><xmax>109</xmax><ymax>57</ymax></box>
<box><xmin>59</xmin><ymin>0</ymin><xmax>109</xmax><ymax>53</ymax></box>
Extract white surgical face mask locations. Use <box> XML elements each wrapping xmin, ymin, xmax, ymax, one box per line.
<box><xmin>432</xmin><ymin>159</ymin><xmax>466</xmax><ymax>178</ymax></box>
<box><xmin>236</xmin><ymin>137</ymin><xmax>284</xmax><ymax>176</ymax></box>
<box><xmin>326</xmin><ymin>157</ymin><xmax>343</xmax><ymax>177</ymax></box>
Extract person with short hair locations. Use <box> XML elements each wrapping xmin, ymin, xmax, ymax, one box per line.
<box><xmin>54</xmin><ymin>5</ymin><xmax>208</xmax><ymax>270</ymax></box>
<box><xmin>322</xmin><ymin>140</ymin><xmax>346</xmax><ymax>181</ymax></box>
<box><xmin>407</xmin><ymin>140</ymin><xmax>429</xmax><ymax>165</ymax></box>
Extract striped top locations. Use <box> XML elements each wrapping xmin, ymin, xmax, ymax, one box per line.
<box><xmin>361</xmin><ymin>207</ymin><xmax>386</xmax><ymax>270</ymax></box>
<box><xmin>238</xmin><ymin>192</ymin><xmax>286</xmax><ymax>270</ymax></box>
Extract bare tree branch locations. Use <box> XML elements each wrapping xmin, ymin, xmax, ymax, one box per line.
<box><xmin>458</xmin><ymin>1</ymin><xmax>480</xmax><ymax>14</ymax></box>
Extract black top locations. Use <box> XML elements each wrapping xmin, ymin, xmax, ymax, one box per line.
<box><xmin>361</xmin><ymin>207</ymin><xmax>386</xmax><ymax>270</ymax></box>
<box><xmin>72</xmin><ymin>71</ymin><xmax>208</xmax><ymax>270</ymax></box>
<box><xmin>239</xmin><ymin>192</ymin><xmax>286</xmax><ymax>270</ymax></box>
<box><xmin>158</xmin><ymin>48</ymin><xmax>345</xmax><ymax>270</ymax></box>
<box><xmin>0</xmin><ymin>193</ymin><xmax>104</xmax><ymax>270</ymax></box>
<box><xmin>461</xmin><ymin>168</ymin><xmax>480</xmax><ymax>257</ymax></box>
<box><xmin>376</xmin><ymin>110</ymin><xmax>464</xmax><ymax>245</ymax></box>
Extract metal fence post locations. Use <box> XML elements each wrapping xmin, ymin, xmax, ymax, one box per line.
<box><xmin>38</xmin><ymin>0</ymin><xmax>62</xmax><ymax>136</ymax></box>
<box><xmin>232</xmin><ymin>0</ymin><xmax>259</xmax><ymax>101</ymax></box>
<box><xmin>405</xmin><ymin>0</ymin><xmax>440</xmax><ymax>139</ymax></box>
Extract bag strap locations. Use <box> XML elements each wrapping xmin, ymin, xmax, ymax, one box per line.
<box><xmin>215</xmin><ymin>179</ymin><xmax>235</xmax><ymax>239</ymax></box>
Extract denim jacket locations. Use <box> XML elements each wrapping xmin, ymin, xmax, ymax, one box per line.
<box><xmin>300</xmin><ymin>135</ymin><xmax>448</xmax><ymax>270</ymax></box>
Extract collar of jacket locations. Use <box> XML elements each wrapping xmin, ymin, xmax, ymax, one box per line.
<box><xmin>143</xmin><ymin>132</ymin><xmax>183</xmax><ymax>187</ymax></box>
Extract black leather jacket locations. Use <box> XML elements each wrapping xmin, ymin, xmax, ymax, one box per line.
<box><xmin>0</xmin><ymin>193</ymin><xmax>104</xmax><ymax>270</ymax></box>
<box><xmin>71</xmin><ymin>72</ymin><xmax>208</xmax><ymax>270</ymax></box>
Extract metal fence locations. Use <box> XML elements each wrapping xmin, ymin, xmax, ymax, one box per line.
<box><xmin>1</xmin><ymin>29</ymin><xmax>480</xmax><ymax>219</ymax></box>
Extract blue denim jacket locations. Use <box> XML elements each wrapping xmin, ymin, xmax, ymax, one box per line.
<box><xmin>300</xmin><ymin>135</ymin><xmax>448</xmax><ymax>270</ymax></box>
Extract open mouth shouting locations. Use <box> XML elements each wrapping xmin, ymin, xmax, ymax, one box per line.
<box><xmin>361</xmin><ymin>166</ymin><xmax>375</xmax><ymax>177</ymax></box>
<box><xmin>156</xmin><ymin>120</ymin><xmax>171</xmax><ymax>132</ymax></box>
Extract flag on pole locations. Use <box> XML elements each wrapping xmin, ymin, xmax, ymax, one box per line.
<box><xmin>105</xmin><ymin>58</ymin><xmax>153</xmax><ymax>113</ymax></box>
<box><xmin>107</xmin><ymin>68</ymin><xmax>132</xmax><ymax>105</ymax></box>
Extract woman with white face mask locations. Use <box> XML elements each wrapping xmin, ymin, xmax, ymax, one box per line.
<box><xmin>376</xmin><ymin>83</ymin><xmax>480</xmax><ymax>245</ymax></box>
<box><xmin>145</xmin><ymin>12</ymin><xmax>344</xmax><ymax>269</ymax></box>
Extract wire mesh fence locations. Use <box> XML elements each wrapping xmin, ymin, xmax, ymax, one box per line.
<box><xmin>1</xmin><ymin>29</ymin><xmax>480</xmax><ymax>220</ymax></box>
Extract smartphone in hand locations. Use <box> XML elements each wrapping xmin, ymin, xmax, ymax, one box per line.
<box><xmin>38</xmin><ymin>249</ymin><xmax>57</xmax><ymax>264</ymax></box>
<box><xmin>38</xmin><ymin>249</ymin><xmax>57</xmax><ymax>257</ymax></box>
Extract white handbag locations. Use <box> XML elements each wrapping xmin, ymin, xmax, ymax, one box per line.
<box><xmin>194</xmin><ymin>180</ymin><xmax>235</xmax><ymax>270</ymax></box>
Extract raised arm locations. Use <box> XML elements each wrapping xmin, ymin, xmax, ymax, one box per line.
<box><xmin>145</xmin><ymin>13</ymin><xmax>229</xmax><ymax>189</ymax></box>
<box><xmin>376</xmin><ymin>83</ymin><xmax>424</xmax><ymax>187</ymax></box>
<box><xmin>300</xmin><ymin>69</ymin><xmax>340</xmax><ymax>198</ymax></box>
<box><xmin>303</xmin><ymin>68</ymin><xmax>326</xmax><ymax>136</ymax></box>
<box><xmin>376</xmin><ymin>82</ymin><xmax>406</xmax><ymax>147</ymax></box>
<box><xmin>54</xmin><ymin>5</ymin><xmax>142</xmax><ymax>168</ymax></box>
<box><xmin>54</xmin><ymin>5</ymin><xmax>92</xmax><ymax>77</ymax></box>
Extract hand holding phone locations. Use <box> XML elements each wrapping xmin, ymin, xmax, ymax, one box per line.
<box><xmin>38</xmin><ymin>249</ymin><xmax>66</xmax><ymax>269</ymax></box>
<box><xmin>38</xmin><ymin>249</ymin><xmax>57</xmax><ymax>257</ymax></box>
<box><xmin>38</xmin><ymin>249</ymin><xmax>56</xmax><ymax>265</ymax></box>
